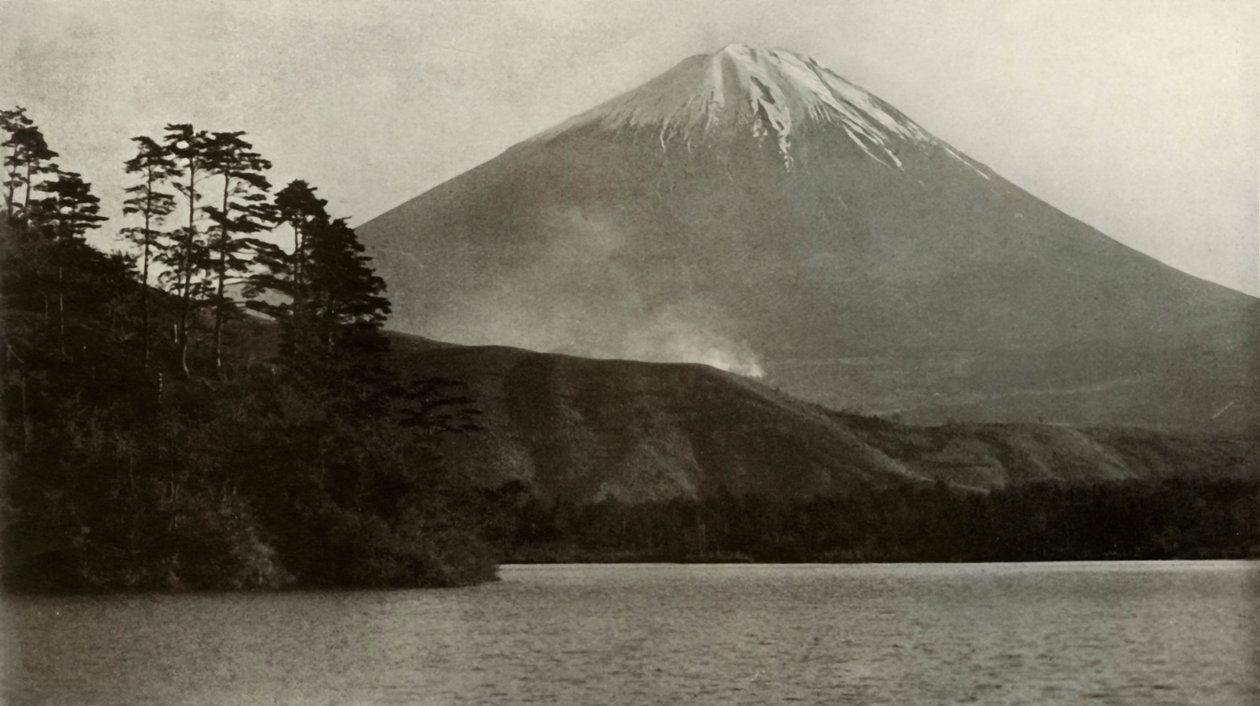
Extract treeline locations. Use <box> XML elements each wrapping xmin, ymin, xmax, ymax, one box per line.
<box><xmin>499</xmin><ymin>478</ymin><xmax>1260</xmax><ymax>563</ymax></box>
<box><xmin>1</xmin><ymin>107</ymin><xmax>497</xmax><ymax>591</ymax></box>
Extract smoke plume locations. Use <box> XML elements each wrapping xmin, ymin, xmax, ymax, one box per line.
<box><xmin>422</xmin><ymin>206</ymin><xmax>764</xmax><ymax>378</ymax></box>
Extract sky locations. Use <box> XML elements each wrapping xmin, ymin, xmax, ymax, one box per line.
<box><xmin>2</xmin><ymin>0</ymin><xmax>1257</xmax><ymax>294</ymax></box>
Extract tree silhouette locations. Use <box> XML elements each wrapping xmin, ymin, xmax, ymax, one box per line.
<box><xmin>28</xmin><ymin>169</ymin><xmax>107</xmax><ymax>354</ymax></box>
<box><xmin>273</xmin><ymin>179</ymin><xmax>326</xmax><ymax>290</ymax></box>
<box><xmin>250</xmin><ymin>180</ymin><xmax>388</xmax><ymax>368</ymax></box>
<box><xmin>1</xmin><ymin>106</ymin><xmax>33</xmax><ymax>220</ymax></box>
<box><xmin>202</xmin><ymin>131</ymin><xmax>273</xmax><ymax>373</ymax></box>
<box><xmin>294</xmin><ymin>216</ymin><xmax>390</xmax><ymax>361</ymax></box>
<box><xmin>2</xmin><ymin>116</ymin><xmax>59</xmax><ymax>225</ymax></box>
<box><xmin>122</xmin><ymin>136</ymin><xmax>179</xmax><ymax>368</ymax></box>
<box><xmin>160</xmin><ymin>123</ymin><xmax>211</xmax><ymax>377</ymax></box>
<box><xmin>36</xmin><ymin>170</ymin><xmax>106</xmax><ymax>240</ymax></box>
<box><xmin>249</xmin><ymin>179</ymin><xmax>327</xmax><ymax>362</ymax></box>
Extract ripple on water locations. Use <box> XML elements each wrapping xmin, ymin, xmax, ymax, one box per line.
<box><xmin>3</xmin><ymin>561</ymin><xmax>1258</xmax><ymax>705</ymax></box>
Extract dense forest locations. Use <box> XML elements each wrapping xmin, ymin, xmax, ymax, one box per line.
<box><xmin>0</xmin><ymin>108</ymin><xmax>498</xmax><ymax>591</ymax></box>
<box><xmin>496</xmin><ymin>477</ymin><xmax>1260</xmax><ymax>563</ymax></box>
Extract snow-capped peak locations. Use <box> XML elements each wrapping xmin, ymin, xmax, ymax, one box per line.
<box><xmin>532</xmin><ymin>44</ymin><xmax>987</xmax><ymax>176</ymax></box>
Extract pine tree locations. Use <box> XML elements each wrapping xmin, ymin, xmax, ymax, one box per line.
<box><xmin>1</xmin><ymin>106</ymin><xmax>33</xmax><ymax>221</ymax></box>
<box><xmin>122</xmin><ymin>136</ymin><xmax>179</xmax><ymax>368</ymax></box>
<box><xmin>31</xmin><ymin>170</ymin><xmax>107</xmax><ymax>353</ymax></box>
<box><xmin>35</xmin><ymin>170</ymin><xmax>107</xmax><ymax>239</ymax></box>
<box><xmin>248</xmin><ymin>181</ymin><xmax>388</xmax><ymax>370</ymax></box>
<box><xmin>202</xmin><ymin>131</ymin><xmax>273</xmax><ymax>373</ymax></box>
<box><xmin>273</xmin><ymin>179</ymin><xmax>326</xmax><ymax>290</ymax></box>
<box><xmin>160</xmin><ymin>124</ymin><xmax>211</xmax><ymax>378</ymax></box>
<box><xmin>2</xmin><ymin>116</ymin><xmax>59</xmax><ymax>226</ymax></box>
<box><xmin>249</xmin><ymin>179</ymin><xmax>327</xmax><ymax>361</ymax></box>
<box><xmin>304</xmin><ymin>217</ymin><xmax>390</xmax><ymax>355</ymax></box>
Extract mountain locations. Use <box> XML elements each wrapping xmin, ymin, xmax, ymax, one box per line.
<box><xmin>358</xmin><ymin>44</ymin><xmax>1260</xmax><ymax>433</ymax></box>
<box><xmin>388</xmin><ymin>335</ymin><xmax>1258</xmax><ymax>504</ymax></box>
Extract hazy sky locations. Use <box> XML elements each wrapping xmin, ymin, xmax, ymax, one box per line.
<box><xmin>3</xmin><ymin>0</ymin><xmax>1257</xmax><ymax>294</ymax></box>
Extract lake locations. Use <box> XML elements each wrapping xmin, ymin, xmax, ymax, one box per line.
<box><xmin>4</xmin><ymin>561</ymin><xmax>1258</xmax><ymax>704</ymax></box>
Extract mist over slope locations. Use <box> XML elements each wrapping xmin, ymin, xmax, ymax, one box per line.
<box><xmin>360</xmin><ymin>45</ymin><xmax>1259</xmax><ymax>433</ymax></box>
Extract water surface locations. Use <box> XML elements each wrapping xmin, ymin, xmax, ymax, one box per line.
<box><xmin>5</xmin><ymin>561</ymin><xmax>1258</xmax><ymax>704</ymax></box>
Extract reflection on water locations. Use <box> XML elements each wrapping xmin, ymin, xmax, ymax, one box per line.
<box><xmin>4</xmin><ymin>561</ymin><xmax>1258</xmax><ymax>704</ymax></box>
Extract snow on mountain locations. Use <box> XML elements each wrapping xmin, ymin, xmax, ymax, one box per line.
<box><xmin>532</xmin><ymin>43</ymin><xmax>986</xmax><ymax>176</ymax></box>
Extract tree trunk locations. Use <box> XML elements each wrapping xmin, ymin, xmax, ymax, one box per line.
<box><xmin>140</xmin><ymin>174</ymin><xmax>152</xmax><ymax>369</ymax></box>
<box><xmin>22</xmin><ymin>159</ymin><xmax>32</xmax><ymax>225</ymax></box>
<box><xmin>289</xmin><ymin>223</ymin><xmax>306</xmax><ymax>359</ymax></box>
<box><xmin>178</xmin><ymin>327</ymin><xmax>191</xmax><ymax>378</ymax></box>
<box><xmin>177</xmin><ymin>163</ymin><xmax>196</xmax><ymax>378</ymax></box>
<box><xmin>212</xmin><ymin>173</ymin><xmax>230</xmax><ymax>374</ymax></box>
<box><xmin>294</xmin><ymin>223</ymin><xmax>303</xmax><ymax>287</ymax></box>
<box><xmin>213</xmin><ymin>264</ymin><xmax>225</xmax><ymax>372</ymax></box>
<box><xmin>3</xmin><ymin>145</ymin><xmax>15</xmax><ymax>220</ymax></box>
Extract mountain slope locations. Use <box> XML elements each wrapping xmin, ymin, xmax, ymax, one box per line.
<box><xmin>388</xmin><ymin>335</ymin><xmax>1258</xmax><ymax>503</ymax></box>
<box><xmin>360</xmin><ymin>45</ymin><xmax>1259</xmax><ymax>433</ymax></box>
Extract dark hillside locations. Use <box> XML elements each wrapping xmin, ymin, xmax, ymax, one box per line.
<box><xmin>385</xmin><ymin>335</ymin><xmax>1260</xmax><ymax>503</ymax></box>
<box><xmin>1</xmin><ymin>218</ymin><xmax>497</xmax><ymax>593</ymax></box>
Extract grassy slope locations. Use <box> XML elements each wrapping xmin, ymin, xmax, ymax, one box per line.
<box><xmin>386</xmin><ymin>333</ymin><xmax>1259</xmax><ymax>504</ymax></box>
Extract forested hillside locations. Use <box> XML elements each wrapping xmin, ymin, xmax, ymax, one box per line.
<box><xmin>0</xmin><ymin>108</ymin><xmax>498</xmax><ymax>591</ymax></box>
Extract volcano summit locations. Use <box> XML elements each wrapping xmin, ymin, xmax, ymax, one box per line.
<box><xmin>358</xmin><ymin>45</ymin><xmax>1259</xmax><ymax>433</ymax></box>
<box><xmin>529</xmin><ymin>44</ymin><xmax>972</xmax><ymax>173</ymax></box>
